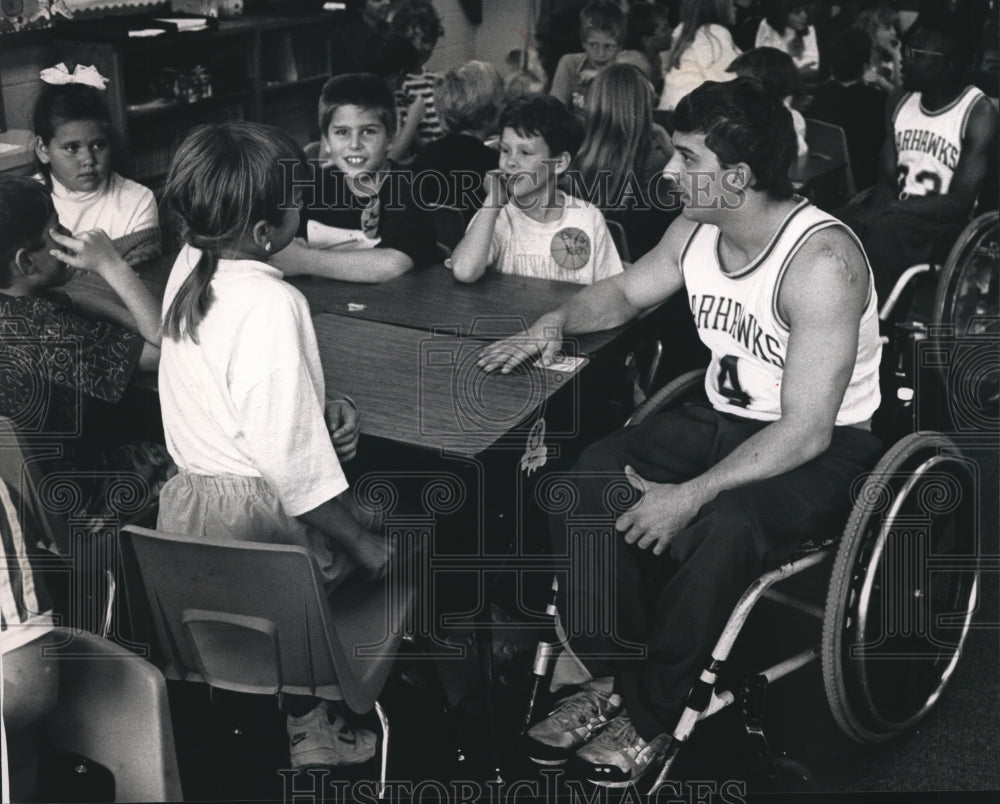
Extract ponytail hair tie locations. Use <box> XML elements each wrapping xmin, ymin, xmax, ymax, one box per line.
<box><xmin>40</xmin><ymin>63</ymin><xmax>110</xmax><ymax>91</ymax></box>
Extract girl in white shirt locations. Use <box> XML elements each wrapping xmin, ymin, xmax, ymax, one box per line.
<box><xmin>659</xmin><ymin>0</ymin><xmax>742</xmax><ymax>111</ymax></box>
<box><xmin>33</xmin><ymin>73</ymin><xmax>160</xmax><ymax>265</ymax></box>
<box><xmin>157</xmin><ymin>121</ymin><xmax>388</xmax><ymax>770</ymax></box>
<box><xmin>754</xmin><ymin>0</ymin><xmax>820</xmax><ymax>78</ymax></box>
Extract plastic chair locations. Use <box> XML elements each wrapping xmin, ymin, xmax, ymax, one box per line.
<box><xmin>0</xmin><ymin>415</ymin><xmax>63</xmax><ymax>553</ymax></box>
<box><xmin>44</xmin><ymin>627</ymin><xmax>183</xmax><ymax>802</ymax></box>
<box><xmin>604</xmin><ymin>217</ymin><xmax>632</xmax><ymax>264</ymax></box>
<box><xmin>121</xmin><ymin>525</ymin><xmax>413</xmax><ymax>792</ymax></box>
<box><xmin>427</xmin><ymin>205</ymin><xmax>468</xmax><ymax>255</ymax></box>
<box><xmin>803</xmin><ymin>118</ymin><xmax>856</xmax><ymax>209</ymax></box>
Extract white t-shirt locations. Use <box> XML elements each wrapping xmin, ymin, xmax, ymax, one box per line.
<box><xmin>49</xmin><ymin>172</ymin><xmax>158</xmax><ymax>241</ymax></box>
<box><xmin>755</xmin><ymin>20</ymin><xmax>819</xmax><ymax>72</ymax></box>
<box><xmin>659</xmin><ymin>24</ymin><xmax>742</xmax><ymax>111</ymax></box>
<box><xmin>159</xmin><ymin>246</ymin><xmax>347</xmax><ymax>517</ymax></box>
<box><xmin>475</xmin><ymin>195</ymin><xmax>624</xmax><ymax>284</ymax></box>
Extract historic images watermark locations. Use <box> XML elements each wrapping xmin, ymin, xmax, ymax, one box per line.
<box><xmin>281</xmin><ymin>159</ymin><xmax>745</xmax><ymax>215</ymax></box>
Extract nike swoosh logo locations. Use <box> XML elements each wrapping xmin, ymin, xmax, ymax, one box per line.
<box><xmin>337</xmin><ymin>730</ymin><xmax>357</xmax><ymax>746</ymax></box>
<box><xmin>290</xmin><ymin>733</ymin><xmax>307</xmax><ymax>746</ymax></box>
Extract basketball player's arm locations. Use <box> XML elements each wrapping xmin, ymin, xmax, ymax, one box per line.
<box><xmin>477</xmin><ymin>216</ymin><xmax>694</xmax><ymax>373</ymax></box>
<box><xmin>618</xmin><ymin>230</ymin><xmax>870</xmax><ymax>553</ymax></box>
<box><xmin>271</xmin><ymin>237</ymin><xmax>413</xmax><ymax>283</ymax></box>
<box><xmin>891</xmin><ymin>99</ymin><xmax>998</xmax><ymax>220</ymax></box>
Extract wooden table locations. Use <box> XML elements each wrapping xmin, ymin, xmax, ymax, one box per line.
<box><xmin>140</xmin><ymin>254</ymin><xmax>629</xmax><ymax>356</ymax></box>
<box><xmin>288</xmin><ymin>265</ymin><xmax>627</xmax><ymax>355</ymax></box>
<box><xmin>312</xmin><ymin>315</ymin><xmax>588</xmax><ymax>457</ymax></box>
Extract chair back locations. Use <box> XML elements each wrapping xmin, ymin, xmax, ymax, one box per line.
<box><xmin>804</xmin><ymin>118</ymin><xmax>856</xmax><ymax>204</ymax></box>
<box><xmin>45</xmin><ymin>628</ymin><xmax>183</xmax><ymax>802</ymax></box>
<box><xmin>122</xmin><ymin>525</ymin><xmax>404</xmax><ymax>713</ymax></box>
<box><xmin>428</xmin><ymin>205</ymin><xmax>468</xmax><ymax>253</ymax></box>
<box><xmin>0</xmin><ymin>415</ymin><xmax>63</xmax><ymax>552</ymax></box>
<box><xmin>605</xmin><ymin>217</ymin><xmax>632</xmax><ymax>263</ymax></box>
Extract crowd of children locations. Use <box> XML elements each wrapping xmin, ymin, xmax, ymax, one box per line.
<box><xmin>1</xmin><ymin>0</ymin><xmax>997</xmax><ymax>797</ymax></box>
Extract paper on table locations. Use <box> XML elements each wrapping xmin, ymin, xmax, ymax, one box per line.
<box><xmin>0</xmin><ymin>143</ymin><xmax>26</xmax><ymax>155</ymax></box>
<box><xmin>154</xmin><ymin>17</ymin><xmax>209</xmax><ymax>30</ymax></box>
<box><xmin>306</xmin><ymin>221</ymin><xmax>379</xmax><ymax>249</ymax></box>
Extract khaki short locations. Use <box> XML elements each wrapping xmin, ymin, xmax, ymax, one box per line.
<box><xmin>156</xmin><ymin>471</ymin><xmax>354</xmax><ymax>594</ymax></box>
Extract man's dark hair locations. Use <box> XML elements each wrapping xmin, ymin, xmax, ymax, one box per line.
<box><xmin>673</xmin><ymin>77</ymin><xmax>796</xmax><ymax>200</ymax></box>
<box><xmin>499</xmin><ymin>95</ymin><xmax>584</xmax><ymax>159</ymax></box>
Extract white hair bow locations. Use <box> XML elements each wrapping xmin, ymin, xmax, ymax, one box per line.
<box><xmin>39</xmin><ymin>63</ymin><xmax>109</xmax><ymax>90</ymax></box>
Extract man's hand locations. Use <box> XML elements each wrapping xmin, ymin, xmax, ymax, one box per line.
<box><xmin>326</xmin><ymin>398</ymin><xmax>360</xmax><ymax>462</ymax></box>
<box><xmin>476</xmin><ymin>315</ymin><xmax>564</xmax><ymax>374</ymax></box>
<box><xmin>615</xmin><ymin>465</ymin><xmax>705</xmax><ymax>555</ymax></box>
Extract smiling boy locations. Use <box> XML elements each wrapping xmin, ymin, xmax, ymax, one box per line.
<box><xmin>451</xmin><ymin>95</ymin><xmax>623</xmax><ymax>285</ymax></box>
<box><xmin>274</xmin><ymin>74</ymin><xmax>438</xmax><ymax>283</ymax></box>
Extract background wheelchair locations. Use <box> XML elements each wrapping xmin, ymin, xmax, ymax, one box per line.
<box><xmin>520</xmin><ymin>212</ymin><xmax>996</xmax><ymax>793</ymax></box>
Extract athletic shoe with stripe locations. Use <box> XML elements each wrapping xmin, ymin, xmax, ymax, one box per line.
<box><xmin>574</xmin><ymin>711</ymin><xmax>671</xmax><ymax>787</ymax></box>
<box><xmin>287</xmin><ymin>701</ymin><xmax>377</xmax><ymax>768</ymax></box>
<box><xmin>524</xmin><ymin>687</ymin><xmax>622</xmax><ymax>766</ymax></box>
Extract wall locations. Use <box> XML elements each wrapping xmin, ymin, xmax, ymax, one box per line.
<box><xmin>0</xmin><ymin>43</ymin><xmax>56</xmax><ymax>131</ymax></box>
<box><xmin>422</xmin><ymin>0</ymin><xmax>477</xmax><ymax>73</ymax></box>
<box><xmin>474</xmin><ymin>0</ymin><xmax>533</xmax><ymax>76</ymax></box>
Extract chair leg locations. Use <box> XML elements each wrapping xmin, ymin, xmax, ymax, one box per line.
<box><xmin>374</xmin><ymin>701</ymin><xmax>389</xmax><ymax>800</ymax></box>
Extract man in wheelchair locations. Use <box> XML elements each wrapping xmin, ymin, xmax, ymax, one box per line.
<box><xmin>839</xmin><ymin>8</ymin><xmax>998</xmax><ymax>303</ymax></box>
<box><xmin>478</xmin><ymin>77</ymin><xmax>885</xmax><ymax>786</ymax></box>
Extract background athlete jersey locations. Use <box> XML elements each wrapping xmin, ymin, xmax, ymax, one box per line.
<box><xmin>679</xmin><ymin>200</ymin><xmax>881</xmax><ymax>425</ymax></box>
<box><xmin>892</xmin><ymin>86</ymin><xmax>985</xmax><ymax>199</ymax></box>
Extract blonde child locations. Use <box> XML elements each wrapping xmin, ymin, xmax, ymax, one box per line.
<box><xmin>451</xmin><ymin>95</ymin><xmax>623</xmax><ymax>285</ymax></box>
<box><xmin>550</xmin><ymin>0</ymin><xmax>653</xmax><ymax>112</ymax></box>
<box><xmin>157</xmin><ymin>121</ymin><xmax>389</xmax><ymax>768</ymax></box>
<box><xmin>659</xmin><ymin>0</ymin><xmax>742</xmax><ymax>111</ymax></box>
<box><xmin>572</xmin><ymin>63</ymin><xmax>676</xmax><ymax>259</ymax></box>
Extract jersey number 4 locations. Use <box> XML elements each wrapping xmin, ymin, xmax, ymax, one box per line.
<box><xmin>717</xmin><ymin>355</ymin><xmax>751</xmax><ymax>408</ymax></box>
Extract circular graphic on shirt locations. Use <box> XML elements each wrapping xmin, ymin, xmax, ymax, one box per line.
<box><xmin>550</xmin><ymin>228</ymin><xmax>591</xmax><ymax>271</ymax></box>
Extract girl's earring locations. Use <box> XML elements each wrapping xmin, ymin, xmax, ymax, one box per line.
<box><xmin>265</xmin><ymin>241</ymin><xmax>273</xmax><ymax>252</ymax></box>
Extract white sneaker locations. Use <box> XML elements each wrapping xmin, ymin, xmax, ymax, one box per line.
<box><xmin>287</xmin><ymin>701</ymin><xmax>377</xmax><ymax>768</ymax></box>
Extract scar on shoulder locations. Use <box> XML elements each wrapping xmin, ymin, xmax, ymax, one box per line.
<box><xmin>819</xmin><ymin>244</ymin><xmax>859</xmax><ymax>285</ymax></box>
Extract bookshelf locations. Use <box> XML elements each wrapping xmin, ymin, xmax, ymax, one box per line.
<box><xmin>55</xmin><ymin>12</ymin><xmax>343</xmax><ymax>188</ymax></box>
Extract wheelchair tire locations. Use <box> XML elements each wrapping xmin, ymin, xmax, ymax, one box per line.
<box><xmin>821</xmin><ymin>431</ymin><xmax>979</xmax><ymax>744</ymax></box>
<box><xmin>933</xmin><ymin>211</ymin><xmax>999</xmax><ymax>333</ymax></box>
<box><xmin>628</xmin><ymin>369</ymin><xmax>707</xmax><ymax>427</ymax></box>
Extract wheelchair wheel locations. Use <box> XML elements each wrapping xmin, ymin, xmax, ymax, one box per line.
<box><xmin>821</xmin><ymin>432</ymin><xmax>979</xmax><ymax>744</ymax></box>
<box><xmin>628</xmin><ymin>368</ymin><xmax>707</xmax><ymax>427</ymax></box>
<box><xmin>933</xmin><ymin>211</ymin><xmax>999</xmax><ymax>334</ymax></box>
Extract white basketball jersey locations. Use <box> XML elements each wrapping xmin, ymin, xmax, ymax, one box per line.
<box><xmin>892</xmin><ymin>86</ymin><xmax>985</xmax><ymax>199</ymax></box>
<box><xmin>679</xmin><ymin>200</ymin><xmax>881</xmax><ymax>425</ymax></box>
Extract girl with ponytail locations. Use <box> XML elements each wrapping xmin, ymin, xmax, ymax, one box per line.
<box><xmin>157</xmin><ymin>121</ymin><xmax>389</xmax><ymax>769</ymax></box>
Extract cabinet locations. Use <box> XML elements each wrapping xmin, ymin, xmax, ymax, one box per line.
<box><xmin>55</xmin><ymin>13</ymin><xmax>344</xmax><ymax>188</ymax></box>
